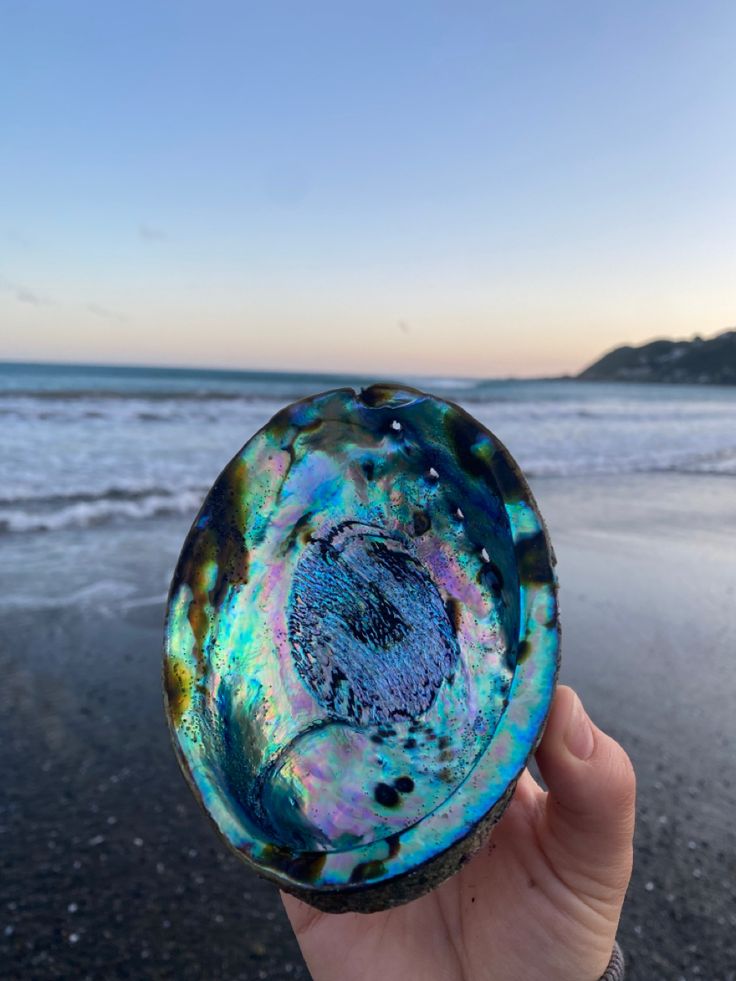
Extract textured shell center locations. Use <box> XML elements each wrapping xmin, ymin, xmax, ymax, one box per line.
<box><xmin>288</xmin><ymin>520</ymin><xmax>460</xmax><ymax>724</ymax></box>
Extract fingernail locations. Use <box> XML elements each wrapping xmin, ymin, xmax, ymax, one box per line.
<box><xmin>565</xmin><ymin>693</ymin><xmax>595</xmax><ymax>760</ymax></box>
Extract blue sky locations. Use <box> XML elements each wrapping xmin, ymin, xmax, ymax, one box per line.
<box><xmin>1</xmin><ymin>0</ymin><xmax>734</xmax><ymax>376</ymax></box>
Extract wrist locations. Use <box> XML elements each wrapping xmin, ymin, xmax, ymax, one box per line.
<box><xmin>597</xmin><ymin>940</ymin><xmax>625</xmax><ymax>981</ymax></box>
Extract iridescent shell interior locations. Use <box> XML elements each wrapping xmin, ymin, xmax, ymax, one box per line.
<box><xmin>164</xmin><ymin>385</ymin><xmax>559</xmax><ymax>905</ymax></box>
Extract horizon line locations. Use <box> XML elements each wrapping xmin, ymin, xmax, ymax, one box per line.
<box><xmin>1</xmin><ymin>328</ymin><xmax>729</xmax><ymax>383</ymax></box>
<box><xmin>0</xmin><ymin>356</ymin><xmax>571</xmax><ymax>383</ymax></box>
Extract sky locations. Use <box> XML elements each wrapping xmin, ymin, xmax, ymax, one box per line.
<box><xmin>1</xmin><ymin>0</ymin><xmax>735</xmax><ymax>378</ymax></box>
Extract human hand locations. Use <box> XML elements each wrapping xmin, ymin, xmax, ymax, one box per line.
<box><xmin>282</xmin><ymin>685</ymin><xmax>636</xmax><ymax>981</ymax></box>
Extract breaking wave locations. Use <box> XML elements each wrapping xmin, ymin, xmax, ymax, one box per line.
<box><xmin>0</xmin><ymin>486</ymin><xmax>207</xmax><ymax>534</ymax></box>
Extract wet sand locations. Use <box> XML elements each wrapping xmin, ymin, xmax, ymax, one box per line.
<box><xmin>1</xmin><ymin>473</ymin><xmax>734</xmax><ymax>980</ymax></box>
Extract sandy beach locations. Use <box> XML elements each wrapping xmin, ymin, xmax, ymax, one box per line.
<box><xmin>539</xmin><ymin>474</ymin><xmax>736</xmax><ymax>981</ymax></box>
<box><xmin>1</xmin><ymin>471</ymin><xmax>734</xmax><ymax>980</ymax></box>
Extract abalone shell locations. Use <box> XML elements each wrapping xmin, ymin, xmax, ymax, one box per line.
<box><xmin>163</xmin><ymin>385</ymin><xmax>559</xmax><ymax>912</ymax></box>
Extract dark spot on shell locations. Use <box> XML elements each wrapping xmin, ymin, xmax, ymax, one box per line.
<box><xmin>268</xmin><ymin>405</ymin><xmax>295</xmax><ymax>434</ymax></box>
<box><xmin>517</xmin><ymin>639</ymin><xmax>532</xmax><ymax>663</ymax></box>
<box><xmin>370</xmin><ymin>734</ymin><xmax>384</xmax><ymax>745</ymax></box>
<box><xmin>295</xmin><ymin>416</ymin><xmax>323</xmax><ymax>435</ymax></box>
<box><xmin>394</xmin><ymin>776</ymin><xmax>414</xmax><ymax>794</ymax></box>
<box><xmin>357</xmin><ymin>385</ymin><xmax>396</xmax><ymax>407</ymax></box>
<box><xmin>479</xmin><ymin>559</ymin><xmax>504</xmax><ymax>594</ymax></box>
<box><xmin>362</xmin><ymin>458</ymin><xmax>375</xmax><ymax>480</ymax></box>
<box><xmin>438</xmin><ymin>736</ymin><xmax>450</xmax><ymax>750</ymax></box>
<box><xmin>404</xmin><ymin>737</ymin><xmax>417</xmax><ymax>750</ymax></box>
<box><xmin>480</xmin><ymin>438</ymin><xmax>525</xmax><ymax>503</ymax></box>
<box><xmin>515</xmin><ymin>531</ymin><xmax>553</xmax><ymax>584</ymax></box>
<box><xmin>172</xmin><ymin>456</ymin><xmax>250</xmax><ymax>676</ymax></box>
<box><xmin>286</xmin><ymin>512</ymin><xmax>314</xmax><ymax>551</ymax></box>
<box><xmin>164</xmin><ymin>658</ymin><xmax>192</xmax><ymax>728</ymax></box>
<box><xmin>262</xmin><ymin>845</ymin><xmax>327</xmax><ymax>883</ymax></box>
<box><xmin>438</xmin><ymin>767</ymin><xmax>454</xmax><ymax>783</ymax></box>
<box><xmin>350</xmin><ymin>859</ymin><xmax>387</xmax><ymax>883</ymax></box>
<box><xmin>374</xmin><ymin>783</ymin><xmax>400</xmax><ymax>808</ymax></box>
<box><xmin>445</xmin><ymin>412</ymin><xmax>488</xmax><ymax>480</ymax></box>
<box><xmin>445</xmin><ymin>597</ymin><xmax>462</xmax><ymax>633</ymax></box>
<box><xmin>386</xmin><ymin>833</ymin><xmax>401</xmax><ymax>858</ymax></box>
<box><xmin>412</xmin><ymin>510</ymin><xmax>431</xmax><ymax>536</ymax></box>
<box><xmin>281</xmin><ymin>441</ymin><xmax>297</xmax><ymax>483</ymax></box>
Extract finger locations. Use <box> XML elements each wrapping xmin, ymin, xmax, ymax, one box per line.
<box><xmin>516</xmin><ymin>765</ymin><xmax>543</xmax><ymax>798</ymax></box>
<box><xmin>535</xmin><ymin>685</ymin><xmax>636</xmax><ymax>904</ymax></box>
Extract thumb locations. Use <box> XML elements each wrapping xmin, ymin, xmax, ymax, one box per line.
<box><xmin>535</xmin><ymin>685</ymin><xmax>636</xmax><ymax>908</ymax></box>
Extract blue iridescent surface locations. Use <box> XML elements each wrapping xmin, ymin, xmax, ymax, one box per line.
<box><xmin>164</xmin><ymin>385</ymin><xmax>559</xmax><ymax>899</ymax></box>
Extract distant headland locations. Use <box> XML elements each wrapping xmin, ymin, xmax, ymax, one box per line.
<box><xmin>578</xmin><ymin>329</ymin><xmax>736</xmax><ymax>385</ymax></box>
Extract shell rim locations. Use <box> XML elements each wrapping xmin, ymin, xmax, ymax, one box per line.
<box><xmin>162</xmin><ymin>382</ymin><xmax>560</xmax><ymax>906</ymax></box>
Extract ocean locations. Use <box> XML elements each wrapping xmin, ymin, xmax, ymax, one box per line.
<box><xmin>2</xmin><ymin>360</ymin><xmax>735</xmax><ymax>611</ymax></box>
<box><xmin>3</xmin><ymin>360</ymin><xmax>736</xmax><ymax>535</ymax></box>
